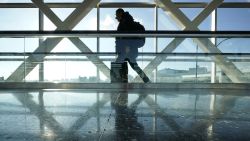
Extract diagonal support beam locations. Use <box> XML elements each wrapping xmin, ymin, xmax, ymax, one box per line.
<box><xmin>157</xmin><ymin>0</ymin><xmax>224</xmax><ymax>30</ymax></box>
<box><xmin>12</xmin><ymin>92</ymin><xmax>86</xmax><ymax>140</ymax></box>
<box><xmin>132</xmin><ymin>0</ymin><xmax>243</xmax><ymax>135</ymax></box>
<box><xmin>7</xmin><ymin>38</ymin><xmax>62</xmax><ymax>81</ymax></box>
<box><xmin>67</xmin><ymin>94</ymin><xmax>110</xmax><ymax>133</ymax></box>
<box><xmin>155</xmin><ymin>0</ymin><xmax>246</xmax><ymax>82</ymax></box>
<box><xmin>14</xmin><ymin>93</ymin><xmax>65</xmax><ymax>135</ymax></box>
<box><xmin>191</xmin><ymin>96</ymin><xmax>238</xmax><ymax>133</ymax></box>
<box><xmin>133</xmin><ymin>0</ymin><xmax>224</xmax><ymax>82</ymax></box>
<box><xmin>7</xmin><ymin>1</ymin><xmax>103</xmax><ymax>138</ymax></box>
<box><xmin>142</xmin><ymin>95</ymin><xmax>182</xmax><ymax>133</ymax></box>
<box><xmin>33</xmin><ymin>0</ymin><xmax>110</xmax><ymax>77</ymax></box>
<box><xmin>13</xmin><ymin>91</ymin><xmax>110</xmax><ymax>140</ymax></box>
<box><xmin>131</xmin><ymin>1</ymin><xmax>244</xmax><ymax>133</ymax></box>
<box><xmin>128</xmin><ymin>92</ymin><xmax>182</xmax><ymax>133</ymax></box>
<box><xmin>131</xmin><ymin>0</ymin><xmax>226</xmax><ymax>133</ymax></box>
<box><xmin>7</xmin><ymin>0</ymin><xmax>108</xmax><ymax>81</ymax></box>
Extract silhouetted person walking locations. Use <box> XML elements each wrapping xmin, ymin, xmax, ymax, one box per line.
<box><xmin>111</xmin><ymin>8</ymin><xmax>151</xmax><ymax>83</ymax></box>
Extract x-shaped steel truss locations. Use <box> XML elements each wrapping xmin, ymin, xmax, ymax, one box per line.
<box><xmin>7</xmin><ymin>0</ymin><xmax>111</xmax><ymax>81</ymax></box>
<box><xmin>6</xmin><ymin>0</ymin><xmax>246</xmax><ymax>83</ymax></box>
<box><xmin>4</xmin><ymin>0</ymin><xmax>245</xmax><ymax>139</ymax></box>
<box><xmin>7</xmin><ymin>0</ymin><xmax>110</xmax><ymax>140</ymax></box>
<box><xmin>131</xmin><ymin>0</ymin><xmax>243</xmax><ymax>136</ymax></box>
<box><xmin>132</xmin><ymin>0</ymin><xmax>246</xmax><ymax>83</ymax></box>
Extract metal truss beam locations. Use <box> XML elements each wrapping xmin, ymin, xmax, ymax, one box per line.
<box><xmin>133</xmin><ymin>1</ymin><xmax>245</xmax><ymax>136</ymax></box>
<box><xmin>143</xmin><ymin>0</ymin><xmax>246</xmax><ymax>83</ymax></box>
<box><xmin>13</xmin><ymin>93</ymin><xmax>66</xmax><ymax>135</ymax></box>
<box><xmin>1</xmin><ymin>0</ymin><xmax>245</xmax><ymax>137</ymax></box>
<box><xmin>12</xmin><ymin>91</ymin><xmax>109</xmax><ymax>140</ymax></box>
<box><xmin>65</xmin><ymin>94</ymin><xmax>110</xmax><ymax>137</ymax></box>
<box><xmin>31</xmin><ymin>0</ymin><xmax>110</xmax><ymax>78</ymax></box>
<box><xmin>1</xmin><ymin>2</ymin><xmax>250</xmax><ymax>8</ymax></box>
<box><xmin>191</xmin><ymin>96</ymin><xmax>238</xmax><ymax>134</ymax></box>
<box><xmin>132</xmin><ymin>0</ymin><xmax>222</xmax><ymax>82</ymax></box>
<box><xmin>143</xmin><ymin>95</ymin><xmax>182</xmax><ymax>133</ymax></box>
<box><xmin>2</xmin><ymin>58</ymin><xmax>250</xmax><ymax>63</ymax></box>
<box><xmin>5</xmin><ymin>0</ymin><xmax>105</xmax><ymax>139</ymax></box>
<box><xmin>5</xmin><ymin>1</ymin><xmax>110</xmax><ymax>138</ymax></box>
<box><xmin>6</xmin><ymin>0</ymin><xmax>106</xmax><ymax>81</ymax></box>
<box><xmin>2</xmin><ymin>30</ymin><xmax>250</xmax><ymax>38</ymax></box>
<box><xmin>5</xmin><ymin>1</ymin><xmax>110</xmax><ymax>137</ymax></box>
<box><xmin>131</xmin><ymin>0</ymin><xmax>243</xmax><ymax>136</ymax></box>
<box><xmin>1</xmin><ymin>82</ymin><xmax>249</xmax><ymax>92</ymax></box>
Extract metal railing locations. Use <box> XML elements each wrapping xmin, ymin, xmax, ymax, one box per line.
<box><xmin>0</xmin><ymin>31</ymin><xmax>250</xmax><ymax>84</ymax></box>
<box><xmin>1</xmin><ymin>30</ymin><xmax>250</xmax><ymax>38</ymax></box>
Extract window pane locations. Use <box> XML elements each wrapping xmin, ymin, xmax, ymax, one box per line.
<box><xmin>218</xmin><ymin>8</ymin><xmax>250</xmax><ymax>31</ymax></box>
<box><xmin>0</xmin><ymin>8</ymin><xmax>38</xmax><ymax>30</ymax></box>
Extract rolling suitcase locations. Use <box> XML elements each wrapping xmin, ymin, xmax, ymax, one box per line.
<box><xmin>110</xmin><ymin>62</ymin><xmax>128</xmax><ymax>83</ymax></box>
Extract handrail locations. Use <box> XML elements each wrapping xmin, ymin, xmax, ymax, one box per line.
<box><xmin>1</xmin><ymin>2</ymin><xmax>250</xmax><ymax>8</ymax></box>
<box><xmin>0</xmin><ymin>58</ymin><xmax>248</xmax><ymax>62</ymax></box>
<box><xmin>1</xmin><ymin>31</ymin><xmax>250</xmax><ymax>38</ymax></box>
<box><xmin>0</xmin><ymin>82</ymin><xmax>249</xmax><ymax>91</ymax></box>
<box><xmin>0</xmin><ymin>52</ymin><xmax>250</xmax><ymax>56</ymax></box>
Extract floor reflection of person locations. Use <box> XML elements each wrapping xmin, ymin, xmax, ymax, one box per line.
<box><xmin>111</xmin><ymin>93</ymin><xmax>144</xmax><ymax>141</ymax></box>
<box><xmin>111</xmin><ymin>8</ymin><xmax>151</xmax><ymax>83</ymax></box>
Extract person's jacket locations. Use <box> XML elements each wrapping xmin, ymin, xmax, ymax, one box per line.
<box><xmin>116</xmin><ymin>12</ymin><xmax>135</xmax><ymax>48</ymax></box>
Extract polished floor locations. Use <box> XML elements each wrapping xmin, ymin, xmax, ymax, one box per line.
<box><xmin>0</xmin><ymin>88</ymin><xmax>250</xmax><ymax>141</ymax></box>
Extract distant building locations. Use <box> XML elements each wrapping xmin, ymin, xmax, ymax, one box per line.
<box><xmin>158</xmin><ymin>66</ymin><xmax>208</xmax><ymax>77</ymax></box>
<box><xmin>158</xmin><ymin>68</ymin><xmax>188</xmax><ymax>77</ymax></box>
<box><xmin>188</xmin><ymin>66</ymin><xmax>208</xmax><ymax>74</ymax></box>
<box><xmin>157</xmin><ymin>66</ymin><xmax>209</xmax><ymax>82</ymax></box>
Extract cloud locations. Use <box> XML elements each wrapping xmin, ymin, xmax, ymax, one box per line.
<box><xmin>87</xmin><ymin>17</ymin><xmax>98</xmax><ymax>30</ymax></box>
<box><xmin>101</xmin><ymin>14</ymin><xmax>117</xmax><ymax>30</ymax></box>
<box><xmin>134</xmin><ymin>18</ymin><xmax>144</xmax><ymax>24</ymax></box>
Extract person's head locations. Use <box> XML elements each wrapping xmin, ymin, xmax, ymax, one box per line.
<box><xmin>116</xmin><ymin>8</ymin><xmax>124</xmax><ymax>22</ymax></box>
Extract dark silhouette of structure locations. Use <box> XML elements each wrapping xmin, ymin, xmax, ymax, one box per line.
<box><xmin>111</xmin><ymin>8</ymin><xmax>151</xmax><ymax>83</ymax></box>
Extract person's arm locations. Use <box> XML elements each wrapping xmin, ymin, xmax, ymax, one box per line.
<box><xmin>116</xmin><ymin>22</ymin><xmax>126</xmax><ymax>47</ymax></box>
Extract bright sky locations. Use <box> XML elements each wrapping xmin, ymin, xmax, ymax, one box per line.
<box><xmin>0</xmin><ymin>1</ymin><xmax>250</xmax><ymax>81</ymax></box>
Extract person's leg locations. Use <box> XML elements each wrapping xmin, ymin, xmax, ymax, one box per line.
<box><xmin>121</xmin><ymin>62</ymin><xmax>128</xmax><ymax>82</ymax></box>
<box><xmin>115</xmin><ymin>45</ymin><xmax>127</xmax><ymax>63</ymax></box>
<box><xmin>128</xmin><ymin>60</ymin><xmax>150</xmax><ymax>83</ymax></box>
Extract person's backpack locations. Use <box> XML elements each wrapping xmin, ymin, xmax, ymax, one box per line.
<box><xmin>131</xmin><ymin>21</ymin><xmax>146</xmax><ymax>48</ymax></box>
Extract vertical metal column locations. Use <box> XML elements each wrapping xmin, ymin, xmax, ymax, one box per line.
<box><xmin>23</xmin><ymin>37</ymin><xmax>26</xmax><ymax>82</ymax></box>
<box><xmin>39</xmin><ymin>91</ymin><xmax>45</xmax><ymax>135</ymax></box>
<box><xmin>96</xmin><ymin>5</ymin><xmax>101</xmax><ymax>137</ymax></box>
<box><xmin>97</xmin><ymin>6</ymin><xmax>100</xmax><ymax>81</ymax></box>
<box><xmin>154</xmin><ymin>4</ymin><xmax>159</xmax><ymax>83</ymax></box>
<box><xmin>208</xmin><ymin>8</ymin><xmax>217</xmax><ymax>140</ymax></box>
<box><xmin>39</xmin><ymin>3</ymin><xmax>44</xmax><ymax>82</ymax></box>
<box><xmin>211</xmin><ymin>9</ymin><xmax>217</xmax><ymax>83</ymax></box>
<box><xmin>38</xmin><ymin>1</ymin><xmax>45</xmax><ymax>135</ymax></box>
<box><xmin>97</xmin><ymin>92</ymin><xmax>101</xmax><ymax>139</ymax></box>
<box><xmin>153</xmin><ymin>3</ymin><xmax>158</xmax><ymax>139</ymax></box>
